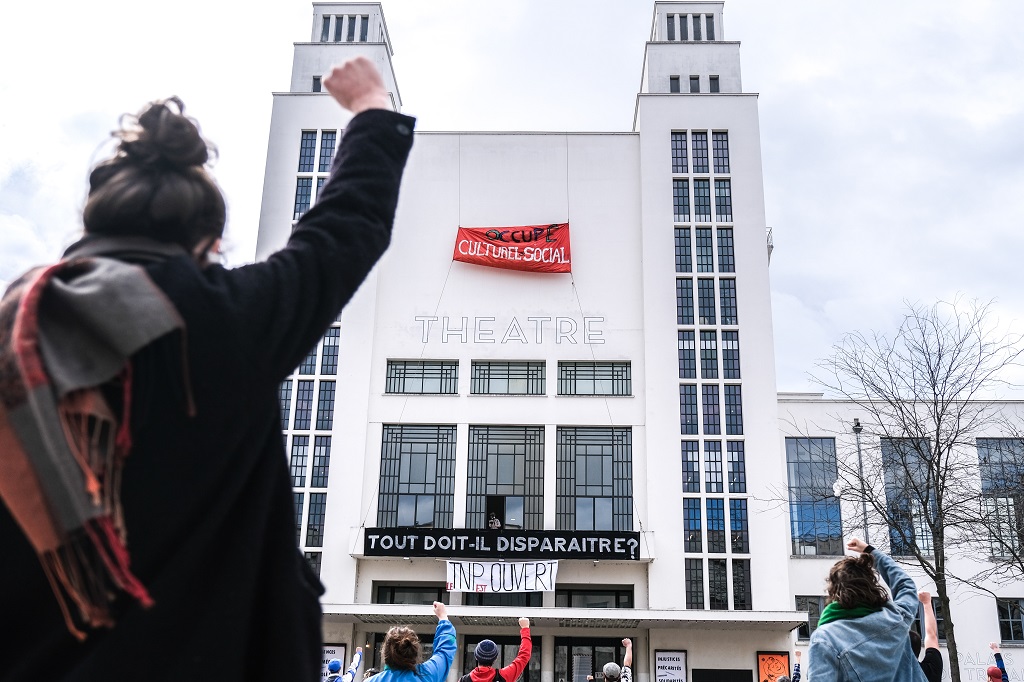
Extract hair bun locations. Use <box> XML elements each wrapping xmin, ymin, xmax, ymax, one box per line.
<box><xmin>118</xmin><ymin>96</ymin><xmax>210</xmax><ymax>170</ymax></box>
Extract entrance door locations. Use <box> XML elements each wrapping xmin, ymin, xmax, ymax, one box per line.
<box><xmin>554</xmin><ymin>638</ymin><xmax>629</xmax><ymax>682</ymax></box>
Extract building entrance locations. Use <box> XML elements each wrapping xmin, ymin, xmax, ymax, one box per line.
<box><xmin>554</xmin><ymin>638</ymin><xmax>629</xmax><ymax>682</ymax></box>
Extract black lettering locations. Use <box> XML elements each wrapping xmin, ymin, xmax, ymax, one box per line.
<box><xmin>546</xmin><ymin>225</ymin><xmax>557</xmax><ymax>242</ymax></box>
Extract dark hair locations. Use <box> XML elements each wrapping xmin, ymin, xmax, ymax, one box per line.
<box><xmin>381</xmin><ymin>626</ymin><xmax>421</xmax><ymax>671</ymax></box>
<box><xmin>909</xmin><ymin>629</ymin><xmax>922</xmax><ymax>657</ymax></box>
<box><xmin>825</xmin><ymin>553</ymin><xmax>889</xmax><ymax>609</ymax></box>
<box><xmin>83</xmin><ymin>96</ymin><xmax>226</xmax><ymax>254</ymax></box>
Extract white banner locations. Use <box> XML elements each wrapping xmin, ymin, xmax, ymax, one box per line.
<box><xmin>654</xmin><ymin>651</ymin><xmax>687</xmax><ymax>682</ymax></box>
<box><xmin>446</xmin><ymin>560</ymin><xmax>558</xmax><ymax>592</ymax></box>
<box><xmin>322</xmin><ymin>645</ymin><xmax>347</xmax><ymax>682</ymax></box>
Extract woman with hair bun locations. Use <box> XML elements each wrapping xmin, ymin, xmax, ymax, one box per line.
<box><xmin>807</xmin><ymin>538</ymin><xmax>927</xmax><ymax>682</ymax></box>
<box><xmin>376</xmin><ymin>602</ymin><xmax>457</xmax><ymax>682</ymax></box>
<box><xmin>0</xmin><ymin>56</ymin><xmax>415</xmax><ymax>680</ymax></box>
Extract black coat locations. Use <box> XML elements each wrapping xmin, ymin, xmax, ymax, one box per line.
<box><xmin>0</xmin><ymin>108</ymin><xmax>416</xmax><ymax>681</ymax></box>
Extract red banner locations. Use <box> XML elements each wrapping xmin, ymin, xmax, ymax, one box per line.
<box><xmin>452</xmin><ymin>223</ymin><xmax>571</xmax><ymax>273</ymax></box>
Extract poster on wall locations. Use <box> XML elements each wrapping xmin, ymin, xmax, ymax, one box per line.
<box><xmin>322</xmin><ymin>644</ymin><xmax>347</xmax><ymax>682</ymax></box>
<box><xmin>756</xmin><ymin>652</ymin><xmax>790</xmax><ymax>682</ymax></box>
<box><xmin>452</xmin><ymin>223</ymin><xmax>572</xmax><ymax>273</ymax></box>
<box><xmin>446</xmin><ymin>560</ymin><xmax>558</xmax><ymax>592</ymax></box>
<box><xmin>654</xmin><ymin>650</ymin><xmax>688</xmax><ymax>682</ymax></box>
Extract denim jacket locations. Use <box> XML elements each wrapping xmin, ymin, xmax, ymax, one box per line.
<box><xmin>807</xmin><ymin>549</ymin><xmax>927</xmax><ymax>682</ymax></box>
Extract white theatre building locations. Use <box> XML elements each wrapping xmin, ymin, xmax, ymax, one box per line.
<box><xmin>255</xmin><ymin>3</ymin><xmax>1024</xmax><ymax>681</ymax></box>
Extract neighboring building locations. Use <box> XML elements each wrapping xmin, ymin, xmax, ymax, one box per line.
<box><xmin>255</xmin><ymin>3</ymin><xmax>1024</xmax><ymax>681</ymax></box>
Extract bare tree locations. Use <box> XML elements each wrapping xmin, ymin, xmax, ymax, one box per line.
<box><xmin>812</xmin><ymin>298</ymin><xmax>1022</xmax><ymax>682</ymax></box>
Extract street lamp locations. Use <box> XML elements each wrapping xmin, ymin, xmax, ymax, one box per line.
<box><xmin>852</xmin><ymin>418</ymin><xmax>870</xmax><ymax>544</ymax></box>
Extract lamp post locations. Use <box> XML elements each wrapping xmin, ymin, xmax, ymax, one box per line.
<box><xmin>852</xmin><ymin>418</ymin><xmax>870</xmax><ymax>544</ymax></box>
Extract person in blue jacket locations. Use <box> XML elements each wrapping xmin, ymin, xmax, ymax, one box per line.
<box><xmin>807</xmin><ymin>538</ymin><xmax>926</xmax><ymax>682</ymax></box>
<box><xmin>376</xmin><ymin>602</ymin><xmax>456</xmax><ymax>682</ymax></box>
<box><xmin>988</xmin><ymin>642</ymin><xmax>1010</xmax><ymax>682</ymax></box>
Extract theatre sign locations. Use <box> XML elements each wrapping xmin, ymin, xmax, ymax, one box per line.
<box><xmin>363</xmin><ymin>528</ymin><xmax>641</xmax><ymax>561</ymax></box>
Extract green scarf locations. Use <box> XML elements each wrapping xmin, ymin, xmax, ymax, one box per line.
<box><xmin>817</xmin><ymin>602</ymin><xmax>883</xmax><ymax>627</ymax></box>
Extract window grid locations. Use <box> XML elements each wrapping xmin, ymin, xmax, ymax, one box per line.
<box><xmin>712</xmin><ymin>132</ymin><xmax>730</xmax><ymax>173</ymax></box>
<box><xmin>678</xmin><ymin>330</ymin><xmax>696</xmax><ymax>379</ymax></box>
<box><xmin>385</xmin><ymin>360</ymin><xmax>459</xmax><ymax>394</ymax></box>
<box><xmin>320</xmin><ymin>328</ymin><xmax>340</xmax><ymax>375</ymax></box>
<box><xmin>704</xmin><ymin>441</ymin><xmax>723</xmax><ymax>493</ymax></box>
<box><xmin>787</xmin><ymin>438</ymin><xmax>844</xmax><ymax>555</ymax></box>
<box><xmin>378</xmin><ymin>425</ymin><xmax>457</xmax><ymax>528</ymax></box>
<box><xmin>316</xmin><ymin>176</ymin><xmax>326</xmax><ymax>200</ymax></box>
<box><xmin>707</xmin><ymin>499</ymin><xmax>726</xmax><ymax>553</ymax></box>
<box><xmin>279</xmin><ymin>380</ymin><xmax>292</xmax><ymax>430</ymax></box>
<box><xmin>316</xmin><ymin>381</ymin><xmax>336</xmax><ymax>430</ymax></box>
<box><xmin>695</xmin><ymin>227</ymin><xmax>714</xmax><ymax>272</ymax></box>
<box><xmin>700</xmin><ymin>330</ymin><xmax>719</xmax><ymax>379</ymax></box>
<box><xmin>698</xmin><ymin>278</ymin><xmax>716</xmax><ymax>325</ymax></box>
<box><xmin>692</xmin><ymin>132</ymin><xmax>709</xmax><ymax>173</ymax></box>
<box><xmin>882</xmin><ymin>438</ymin><xmax>935</xmax><ymax>555</ymax></box>
<box><xmin>671</xmin><ymin>132</ymin><xmax>688</xmax><ymax>173</ymax></box>
<box><xmin>318</xmin><ymin>131</ymin><xmax>337</xmax><ymax>172</ymax></box>
<box><xmin>298</xmin><ymin>344</ymin><xmax>318</xmax><ymax>374</ymax></box>
<box><xmin>716</xmin><ymin>228</ymin><xmax>735</xmax><ymax>272</ymax></box>
<box><xmin>290</xmin><ymin>435</ymin><xmax>309</xmax><ymax>487</ymax></box>
<box><xmin>719</xmin><ymin>279</ymin><xmax>738</xmax><ymax>325</ymax></box>
<box><xmin>673</xmin><ymin>179</ymin><xmax>690</xmax><ymax>222</ymax></box>
<box><xmin>306</xmin><ymin>492</ymin><xmax>327</xmax><ymax>547</ymax></box>
<box><xmin>305</xmin><ymin>551</ymin><xmax>322</xmax><ymax>577</ymax></box>
<box><xmin>677</xmin><ymin>278</ymin><xmax>695</xmax><ymax>325</ymax></box>
<box><xmin>727</xmin><ymin>441</ymin><xmax>747</xmax><ymax>493</ymax></box>
<box><xmin>293</xmin><ymin>380</ymin><xmax>314</xmax><ymax>430</ymax></box>
<box><xmin>796</xmin><ymin>595</ymin><xmax>827</xmax><ymax>639</ymax></box>
<box><xmin>293</xmin><ymin>178</ymin><xmax>312</xmax><ymax>220</ymax></box>
<box><xmin>680</xmin><ymin>385</ymin><xmax>699</xmax><ymax>435</ymax></box>
<box><xmin>682</xmin><ymin>441</ymin><xmax>700</xmax><ymax>493</ymax></box>
<box><xmin>557</xmin><ymin>362</ymin><xmax>631</xmax><ymax>396</ymax></box>
<box><xmin>731</xmin><ymin>499</ymin><xmax>749</xmax><ymax>553</ymax></box>
<box><xmin>708</xmin><ymin>558</ymin><xmax>728</xmax><ymax>610</ymax></box>
<box><xmin>294</xmin><ymin>492</ymin><xmax>304</xmax><ymax>543</ymax></box>
<box><xmin>675</xmin><ymin>227</ymin><xmax>692</xmax><ymax>273</ymax></box>
<box><xmin>977</xmin><ymin>439</ymin><xmax>1024</xmax><ymax>557</ymax></box>
<box><xmin>466</xmin><ymin>426</ymin><xmax>545</xmax><ymax>530</ymax></box>
<box><xmin>311</xmin><ymin>436</ymin><xmax>331</xmax><ymax>488</ymax></box>
<box><xmin>732</xmin><ymin>559</ymin><xmax>751</xmax><ymax>610</ymax></box>
<box><xmin>694</xmin><ymin>179</ymin><xmax>711</xmax><ymax>222</ymax></box>
<box><xmin>684</xmin><ymin>498</ymin><xmax>702</xmax><ymax>552</ymax></box>
<box><xmin>715</xmin><ymin>179</ymin><xmax>733</xmax><ymax>222</ymax></box>
<box><xmin>702</xmin><ymin>385</ymin><xmax>721</xmax><ymax>435</ymax></box>
<box><xmin>998</xmin><ymin>598</ymin><xmax>1024</xmax><ymax>642</ymax></box>
<box><xmin>556</xmin><ymin>427</ymin><xmax>633</xmax><ymax>531</ymax></box>
<box><xmin>722</xmin><ymin>330</ymin><xmax>741</xmax><ymax>378</ymax></box>
<box><xmin>685</xmin><ymin>559</ymin><xmax>704</xmax><ymax>608</ymax></box>
<box><xmin>471</xmin><ymin>361</ymin><xmax>546</xmax><ymax>395</ymax></box>
<box><xmin>298</xmin><ymin>131</ymin><xmax>317</xmax><ymax>172</ymax></box>
<box><xmin>724</xmin><ymin>385</ymin><xmax>743</xmax><ymax>435</ymax></box>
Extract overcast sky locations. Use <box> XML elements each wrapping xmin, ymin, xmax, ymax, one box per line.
<box><xmin>2</xmin><ymin>0</ymin><xmax>1022</xmax><ymax>393</ymax></box>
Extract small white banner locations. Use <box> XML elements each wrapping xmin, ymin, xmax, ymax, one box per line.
<box><xmin>654</xmin><ymin>651</ymin><xmax>687</xmax><ymax>682</ymax></box>
<box><xmin>446</xmin><ymin>560</ymin><xmax>558</xmax><ymax>593</ymax></box>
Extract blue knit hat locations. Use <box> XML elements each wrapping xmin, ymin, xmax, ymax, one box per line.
<box><xmin>328</xmin><ymin>659</ymin><xmax>343</xmax><ymax>673</ymax></box>
<box><xmin>475</xmin><ymin>640</ymin><xmax>499</xmax><ymax>664</ymax></box>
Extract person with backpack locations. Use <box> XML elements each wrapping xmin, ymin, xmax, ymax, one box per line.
<box><xmin>464</xmin><ymin>618</ymin><xmax>532</xmax><ymax>682</ymax></box>
<box><xmin>375</xmin><ymin>602</ymin><xmax>456</xmax><ymax>682</ymax></box>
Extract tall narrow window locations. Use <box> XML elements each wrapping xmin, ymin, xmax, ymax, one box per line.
<box><xmin>311</xmin><ymin>436</ymin><xmax>331</xmax><ymax>487</ymax></box>
<box><xmin>697</xmin><ymin>278</ymin><xmax>716</xmax><ymax>325</ymax></box>
<box><xmin>732</xmin><ymin>559</ymin><xmax>751</xmax><ymax>610</ymax></box>
<box><xmin>708</xmin><ymin>559</ymin><xmax>728</xmax><ymax>610</ymax></box>
<box><xmin>320</xmin><ymin>16</ymin><xmax>331</xmax><ymax>42</ymax></box>
<box><xmin>678</xmin><ymin>330</ymin><xmax>696</xmax><ymax>379</ymax></box>
<box><xmin>689</xmin><ymin>76</ymin><xmax>700</xmax><ymax>94</ymax></box>
<box><xmin>882</xmin><ymin>438</ymin><xmax>935</xmax><ymax>554</ymax></box>
<box><xmin>692</xmin><ymin>15</ymin><xmax>702</xmax><ymax>41</ymax></box>
<box><xmin>671</xmin><ymin>132</ymin><xmax>688</xmax><ymax>173</ymax></box>
<box><xmin>692</xmin><ymin>132</ymin><xmax>709</xmax><ymax>173</ymax></box>
<box><xmin>294</xmin><ymin>492</ymin><xmax>304</xmax><ymax>542</ymax></box>
<box><xmin>997</xmin><ymin>598</ymin><xmax>1024</xmax><ymax>642</ymax></box>
<box><xmin>787</xmin><ymin>438</ymin><xmax>843</xmax><ymax>555</ymax></box>
<box><xmin>680</xmin><ymin>385</ymin><xmax>698</xmax><ymax>435</ymax></box>
<box><xmin>312</xmin><ymin>76</ymin><xmax>322</xmax><ymax>92</ymax></box>
<box><xmin>700</xmin><ymin>331</ymin><xmax>718</xmax><ymax>379</ymax></box>
<box><xmin>673</xmin><ymin>179</ymin><xmax>690</xmax><ymax>221</ymax></box>
<box><xmin>290</xmin><ymin>435</ymin><xmax>309</xmax><ymax>487</ymax></box>
<box><xmin>695</xmin><ymin>227</ymin><xmax>714</xmax><ymax>272</ymax></box>
<box><xmin>712</xmin><ymin>132</ymin><xmax>730</xmax><ymax>173</ymax></box>
<box><xmin>293</xmin><ymin>178</ymin><xmax>312</xmax><ymax>220</ymax></box>
<box><xmin>347</xmin><ymin>14</ymin><xmax>357</xmax><ymax>41</ymax></box>
<box><xmin>720</xmin><ymin>279</ymin><xmax>738</xmax><ymax>324</ymax></box>
<box><xmin>682</xmin><ymin>441</ymin><xmax>700</xmax><ymax>493</ymax></box>
<box><xmin>706</xmin><ymin>15</ymin><xmax>716</xmax><ymax>41</ymax></box>
<box><xmin>319</xmin><ymin>131</ymin><xmax>337</xmax><ymax>172</ymax></box>
<box><xmin>684</xmin><ymin>498</ymin><xmax>702</xmax><ymax>552</ymax></box>
<box><xmin>305</xmin><ymin>551</ymin><xmax>322</xmax><ymax>577</ymax></box>
<box><xmin>334</xmin><ymin>16</ymin><xmax>344</xmax><ymax>41</ymax></box>
<box><xmin>694</xmin><ymin>179</ymin><xmax>712</xmax><ymax>222</ymax></box>
<box><xmin>669</xmin><ymin>76</ymin><xmax>680</xmax><ymax>93</ymax></box>
<box><xmin>978</xmin><ymin>439</ymin><xmax>1024</xmax><ymax>557</ymax></box>
<box><xmin>466</xmin><ymin>426</ymin><xmax>544</xmax><ymax>529</ymax></box>
<box><xmin>298</xmin><ymin>345</ymin><xmax>318</xmax><ymax>374</ymax></box>
<box><xmin>702</xmin><ymin>384</ymin><xmax>720</xmax><ymax>435</ymax></box>
<box><xmin>715</xmin><ymin>179</ymin><xmax>733</xmax><ymax>222</ymax></box>
<box><xmin>316</xmin><ymin>177</ymin><xmax>326</xmax><ymax>201</ymax></box>
<box><xmin>279</xmin><ymin>380</ymin><xmax>292</xmax><ymax>430</ymax></box>
<box><xmin>731</xmin><ymin>500</ymin><xmax>749</xmax><ymax>552</ymax></box>
<box><xmin>306</xmin><ymin>492</ymin><xmax>327</xmax><ymax>546</ymax></box>
<box><xmin>298</xmin><ymin>131</ymin><xmax>317</xmax><ymax>172</ymax></box>
<box><xmin>557</xmin><ymin>362</ymin><xmax>631</xmax><ymax>396</ymax></box>
<box><xmin>709</xmin><ymin>75</ymin><xmax>720</xmax><ymax>93</ymax></box>
<box><xmin>707</xmin><ymin>499</ymin><xmax>727</xmax><ymax>548</ymax></box>
<box><xmin>677</xmin><ymin>278</ymin><xmax>694</xmax><ymax>325</ymax></box>
<box><xmin>796</xmin><ymin>596</ymin><xmax>827</xmax><ymax>639</ymax></box>
<box><xmin>472</xmin><ymin>361</ymin><xmax>545</xmax><ymax>395</ymax></box>
<box><xmin>675</xmin><ymin>227</ymin><xmax>692</xmax><ymax>272</ymax></box>
<box><xmin>666</xmin><ymin>13</ymin><xmax>676</xmax><ymax>41</ymax></box>
<box><xmin>316</xmin><ymin>381</ymin><xmax>335</xmax><ymax>430</ymax></box>
<box><xmin>727</xmin><ymin>441</ymin><xmax>746</xmax><ymax>493</ymax></box>
<box><xmin>704</xmin><ymin>441</ymin><xmax>723</xmax><ymax>493</ymax></box>
<box><xmin>717</xmin><ymin>228</ymin><xmax>735</xmax><ymax>272</ymax></box>
<box><xmin>378</xmin><ymin>425</ymin><xmax>457</xmax><ymax>528</ymax></box>
<box><xmin>556</xmin><ymin>427</ymin><xmax>633</xmax><ymax>531</ymax></box>
<box><xmin>293</xmin><ymin>380</ymin><xmax>314</xmax><ymax>430</ymax></box>
<box><xmin>360</xmin><ymin>15</ymin><xmax>369</xmax><ymax>41</ymax></box>
<box><xmin>320</xmin><ymin>328</ymin><xmax>339</xmax><ymax>375</ymax></box>
<box><xmin>685</xmin><ymin>559</ymin><xmax>704</xmax><ymax>608</ymax></box>
<box><xmin>724</xmin><ymin>385</ymin><xmax>743</xmax><ymax>435</ymax></box>
<box><xmin>385</xmin><ymin>360</ymin><xmax>459</xmax><ymax>394</ymax></box>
